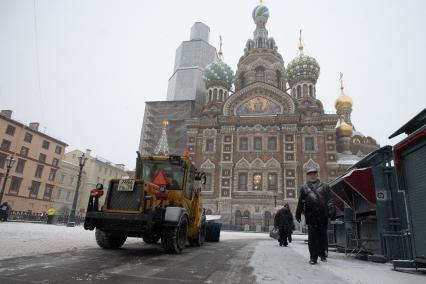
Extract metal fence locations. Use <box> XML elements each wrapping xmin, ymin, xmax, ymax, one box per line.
<box><xmin>5</xmin><ymin>211</ymin><xmax>85</xmax><ymax>226</ymax></box>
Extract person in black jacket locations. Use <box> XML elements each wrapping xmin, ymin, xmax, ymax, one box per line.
<box><xmin>274</xmin><ymin>203</ymin><xmax>295</xmax><ymax>247</ymax></box>
<box><xmin>296</xmin><ymin>168</ymin><xmax>335</xmax><ymax>264</ymax></box>
<box><xmin>0</xmin><ymin>202</ymin><xmax>11</xmax><ymax>222</ymax></box>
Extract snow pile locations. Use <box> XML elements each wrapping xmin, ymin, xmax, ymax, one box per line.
<box><xmin>250</xmin><ymin>239</ymin><xmax>425</xmax><ymax>284</ymax></box>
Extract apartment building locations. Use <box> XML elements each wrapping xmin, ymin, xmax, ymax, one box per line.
<box><xmin>64</xmin><ymin>149</ymin><xmax>127</xmax><ymax>214</ymax></box>
<box><xmin>0</xmin><ymin>110</ymin><xmax>67</xmax><ymax>213</ymax></box>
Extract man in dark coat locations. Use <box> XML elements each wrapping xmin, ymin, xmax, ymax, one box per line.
<box><xmin>0</xmin><ymin>202</ymin><xmax>11</xmax><ymax>222</ymax></box>
<box><xmin>296</xmin><ymin>168</ymin><xmax>335</xmax><ymax>264</ymax></box>
<box><xmin>274</xmin><ymin>203</ymin><xmax>295</xmax><ymax>247</ymax></box>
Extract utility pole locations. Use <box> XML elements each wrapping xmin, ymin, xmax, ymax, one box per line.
<box><xmin>0</xmin><ymin>155</ymin><xmax>16</xmax><ymax>205</ymax></box>
<box><xmin>67</xmin><ymin>153</ymin><xmax>87</xmax><ymax>227</ymax></box>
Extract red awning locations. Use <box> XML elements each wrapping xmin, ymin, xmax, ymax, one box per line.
<box><xmin>330</xmin><ymin>167</ymin><xmax>376</xmax><ymax>208</ymax></box>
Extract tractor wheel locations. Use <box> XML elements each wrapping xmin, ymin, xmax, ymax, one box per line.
<box><xmin>142</xmin><ymin>233</ymin><xmax>161</xmax><ymax>244</ymax></box>
<box><xmin>95</xmin><ymin>228</ymin><xmax>127</xmax><ymax>249</ymax></box>
<box><xmin>162</xmin><ymin>214</ymin><xmax>188</xmax><ymax>254</ymax></box>
<box><xmin>189</xmin><ymin>218</ymin><xmax>206</xmax><ymax>247</ymax></box>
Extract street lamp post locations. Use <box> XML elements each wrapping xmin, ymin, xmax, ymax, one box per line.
<box><xmin>67</xmin><ymin>153</ymin><xmax>87</xmax><ymax>227</ymax></box>
<box><xmin>273</xmin><ymin>190</ymin><xmax>277</xmax><ymax>208</ymax></box>
<box><xmin>0</xmin><ymin>155</ymin><xmax>16</xmax><ymax>205</ymax></box>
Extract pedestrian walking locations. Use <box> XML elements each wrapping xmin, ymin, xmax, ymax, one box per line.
<box><xmin>0</xmin><ymin>201</ymin><xmax>11</xmax><ymax>221</ymax></box>
<box><xmin>274</xmin><ymin>203</ymin><xmax>295</xmax><ymax>247</ymax></box>
<box><xmin>47</xmin><ymin>207</ymin><xmax>56</xmax><ymax>224</ymax></box>
<box><xmin>296</xmin><ymin>168</ymin><xmax>335</xmax><ymax>264</ymax></box>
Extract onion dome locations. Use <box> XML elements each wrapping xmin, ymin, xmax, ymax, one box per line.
<box><xmin>287</xmin><ymin>52</ymin><xmax>320</xmax><ymax>87</ymax></box>
<box><xmin>287</xmin><ymin>30</ymin><xmax>320</xmax><ymax>87</ymax></box>
<box><xmin>335</xmin><ymin>76</ymin><xmax>353</xmax><ymax>110</ymax></box>
<box><xmin>203</xmin><ymin>37</ymin><xmax>234</xmax><ymax>89</ymax></box>
<box><xmin>336</xmin><ymin>115</ymin><xmax>353</xmax><ymax>137</ymax></box>
<box><xmin>252</xmin><ymin>3</ymin><xmax>270</xmax><ymax>21</ymax></box>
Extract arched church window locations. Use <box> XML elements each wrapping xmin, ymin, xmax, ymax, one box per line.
<box><xmin>276</xmin><ymin>70</ymin><xmax>282</xmax><ymax>89</ymax></box>
<box><xmin>309</xmin><ymin>85</ymin><xmax>313</xmax><ymax>97</ymax></box>
<box><xmin>219</xmin><ymin>89</ymin><xmax>223</xmax><ymax>102</ymax></box>
<box><xmin>297</xmin><ymin>85</ymin><xmax>302</xmax><ymax>98</ymax></box>
<box><xmin>240</xmin><ymin>72</ymin><xmax>246</xmax><ymax>88</ymax></box>
<box><xmin>209</xmin><ymin>90</ymin><xmax>212</xmax><ymax>102</ymax></box>
<box><xmin>303</xmin><ymin>84</ymin><xmax>308</xmax><ymax>96</ymax></box>
<box><xmin>213</xmin><ymin>88</ymin><xmax>218</xmax><ymax>101</ymax></box>
<box><xmin>255</xmin><ymin>67</ymin><xmax>265</xmax><ymax>82</ymax></box>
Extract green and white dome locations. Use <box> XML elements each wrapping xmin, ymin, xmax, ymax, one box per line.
<box><xmin>252</xmin><ymin>4</ymin><xmax>270</xmax><ymax>20</ymax></box>
<box><xmin>287</xmin><ymin>54</ymin><xmax>320</xmax><ymax>87</ymax></box>
<box><xmin>203</xmin><ymin>59</ymin><xmax>234</xmax><ymax>89</ymax></box>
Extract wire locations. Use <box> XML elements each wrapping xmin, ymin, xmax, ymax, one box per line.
<box><xmin>33</xmin><ymin>0</ymin><xmax>46</xmax><ymax>128</ymax></box>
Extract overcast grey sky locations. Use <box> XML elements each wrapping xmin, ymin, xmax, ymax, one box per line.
<box><xmin>1</xmin><ymin>0</ymin><xmax>425</xmax><ymax>169</ymax></box>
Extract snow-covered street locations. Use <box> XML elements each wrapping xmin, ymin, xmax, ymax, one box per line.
<box><xmin>0</xmin><ymin>222</ymin><xmax>425</xmax><ymax>284</ymax></box>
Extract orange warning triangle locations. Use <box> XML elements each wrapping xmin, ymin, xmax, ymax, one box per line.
<box><xmin>152</xmin><ymin>169</ymin><xmax>170</xmax><ymax>186</ymax></box>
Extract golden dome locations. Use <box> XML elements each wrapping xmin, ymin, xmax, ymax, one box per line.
<box><xmin>335</xmin><ymin>88</ymin><xmax>353</xmax><ymax>110</ymax></box>
<box><xmin>336</xmin><ymin>116</ymin><xmax>353</xmax><ymax>137</ymax></box>
<box><xmin>335</xmin><ymin>73</ymin><xmax>353</xmax><ymax>110</ymax></box>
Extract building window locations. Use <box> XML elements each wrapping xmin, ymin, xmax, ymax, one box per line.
<box><xmin>66</xmin><ymin>191</ymin><xmax>71</xmax><ymax>201</ymax></box>
<box><xmin>224</xmin><ymin>136</ymin><xmax>231</xmax><ymax>142</ymax></box>
<box><xmin>268</xmin><ymin>173</ymin><xmax>278</xmax><ymax>191</ymax></box>
<box><xmin>286</xmin><ymin>179</ymin><xmax>295</xmax><ymax>188</ymax></box>
<box><xmin>205</xmin><ymin>139</ymin><xmax>214</xmax><ymax>152</ymax></box>
<box><xmin>35</xmin><ymin>164</ymin><xmax>44</xmax><ymax>178</ymax></box>
<box><xmin>267</xmin><ymin>137</ymin><xmax>277</xmax><ymax>151</ymax></box>
<box><xmin>39</xmin><ymin>153</ymin><xmax>46</xmax><ymax>163</ymax></box>
<box><xmin>48</xmin><ymin>169</ymin><xmax>57</xmax><ymax>181</ymax></box>
<box><xmin>9</xmin><ymin>176</ymin><xmax>22</xmax><ymax>194</ymax></box>
<box><xmin>42</xmin><ymin>140</ymin><xmax>50</xmax><ymax>150</ymax></box>
<box><xmin>6</xmin><ymin>125</ymin><xmax>16</xmax><ymax>136</ymax></box>
<box><xmin>43</xmin><ymin>184</ymin><xmax>54</xmax><ymax>200</ymax></box>
<box><xmin>286</xmin><ymin>144</ymin><xmax>294</xmax><ymax>151</ymax></box>
<box><xmin>15</xmin><ymin>159</ymin><xmax>26</xmax><ymax>173</ymax></box>
<box><xmin>55</xmin><ymin>145</ymin><xmax>62</xmax><ymax>154</ymax></box>
<box><xmin>223</xmin><ymin>154</ymin><xmax>231</xmax><ymax>161</ymax></box>
<box><xmin>223</xmin><ymin>145</ymin><xmax>231</xmax><ymax>152</ymax></box>
<box><xmin>222</xmin><ymin>169</ymin><xmax>230</xmax><ymax>176</ymax></box>
<box><xmin>285</xmin><ymin>135</ymin><xmax>294</xmax><ymax>142</ymax></box>
<box><xmin>60</xmin><ymin>173</ymin><xmax>65</xmax><ymax>184</ymax></box>
<box><xmin>286</xmin><ymin>169</ymin><xmax>295</xmax><ymax>177</ymax></box>
<box><xmin>253</xmin><ymin>173</ymin><xmax>262</xmax><ymax>191</ymax></box>
<box><xmin>24</xmin><ymin>132</ymin><xmax>33</xmax><ymax>143</ymax></box>
<box><xmin>52</xmin><ymin>158</ymin><xmax>59</xmax><ymax>167</ymax></box>
<box><xmin>20</xmin><ymin>146</ymin><xmax>29</xmax><ymax>157</ymax></box>
<box><xmin>69</xmin><ymin>176</ymin><xmax>74</xmax><ymax>186</ymax></box>
<box><xmin>238</xmin><ymin>173</ymin><xmax>248</xmax><ymax>191</ymax></box>
<box><xmin>286</xmin><ymin>190</ymin><xmax>295</xmax><ymax>199</ymax></box>
<box><xmin>254</xmin><ymin>137</ymin><xmax>262</xmax><ymax>151</ymax></box>
<box><xmin>239</xmin><ymin>137</ymin><xmax>248</xmax><ymax>151</ymax></box>
<box><xmin>203</xmin><ymin>173</ymin><xmax>212</xmax><ymax>192</ymax></box>
<box><xmin>29</xmin><ymin>181</ymin><xmax>41</xmax><ymax>198</ymax></box>
<box><xmin>1</xmin><ymin>139</ymin><xmax>11</xmax><ymax>151</ymax></box>
<box><xmin>0</xmin><ymin>153</ymin><xmax>6</xmax><ymax>169</ymax></box>
<box><xmin>305</xmin><ymin>137</ymin><xmax>315</xmax><ymax>152</ymax></box>
<box><xmin>56</xmin><ymin>189</ymin><xmax>62</xmax><ymax>199</ymax></box>
<box><xmin>286</xmin><ymin>153</ymin><xmax>294</xmax><ymax>161</ymax></box>
<box><xmin>255</xmin><ymin>67</ymin><xmax>265</xmax><ymax>82</ymax></box>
